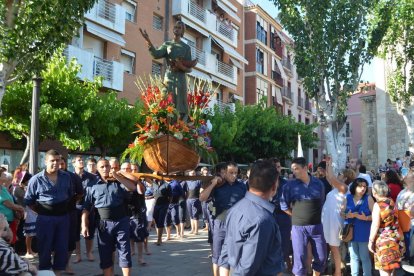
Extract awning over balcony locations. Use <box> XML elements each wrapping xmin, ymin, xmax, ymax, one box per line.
<box><xmin>211</xmin><ymin>75</ymin><xmax>236</xmax><ymax>91</ymax></box>
<box><xmin>188</xmin><ymin>68</ymin><xmax>212</xmax><ymax>82</ymax></box>
<box><xmin>229</xmin><ymin>57</ymin><xmax>243</xmax><ymax>70</ymax></box>
<box><xmin>85</xmin><ymin>21</ymin><xmax>126</xmax><ymax>46</ymax></box>
<box><xmin>273</xmin><ymin>87</ymin><xmax>283</xmax><ymax>105</ymax></box>
<box><xmin>216</xmin><ymin>0</ymin><xmax>241</xmax><ymax>23</ymax></box>
<box><xmin>275</xmin><ymin>58</ymin><xmax>287</xmax><ymax>79</ymax></box>
<box><xmin>211</xmin><ymin>35</ymin><xmax>248</xmax><ymax>64</ymax></box>
<box><xmin>181</xmin><ymin>17</ymin><xmax>209</xmax><ymax>37</ymax></box>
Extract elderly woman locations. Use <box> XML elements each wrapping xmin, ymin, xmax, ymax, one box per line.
<box><xmin>369</xmin><ymin>180</ymin><xmax>405</xmax><ymax>276</ymax></box>
<box><xmin>0</xmin><ymin>213</ymin><xmax>37</xmax><ymax>275</ymax></box>
<box><xmin>342</xmin><ymin>177</ymin><xmax>375</xmax><ymax>276</ymax></box>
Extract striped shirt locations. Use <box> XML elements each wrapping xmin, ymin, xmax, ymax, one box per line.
<box><xmin>0</xmin><ymin>238</ymin><xmax>29</xmax><ymax>275</ymax></box>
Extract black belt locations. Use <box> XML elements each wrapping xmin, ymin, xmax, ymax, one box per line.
<box><xmin>36</xmin><ymin>201</ymin><xmax>69</xmax><ymax>216</ymax></box>
<box><xmin>145</xmin><ymin>196</ymin><xmax>154</xmax><ymax>200</ymax></box>
<box><xmin>97</xmin><ymin>205</ymin><xmax>127</xmax><ymax>221</ymax></box>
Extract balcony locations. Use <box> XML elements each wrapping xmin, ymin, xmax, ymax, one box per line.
<box><xmin>305</xmin><ymin>100</ymin><xmax>312</xmax><ymax>112</ymax></box>
<box><xmin>65</xmin><ymin>45</ymin><xmax>123</xmax><ymax>91</ymax></box>
<box><xmin>208</xmin><ymin>98</ymin><xmax>235</xmax><ymax>113</ymax></box>
<box><xmin>217</xmin><ymin>60</ymin><xmax>234</xmax><ymax>79</ymax></box>
<box><xmin>298</xmin><ymin>97</ymin><xmax>304</xmax><ymax>108</ymax></box>
<box><xmin>189</xmin><ymin>45</ymin><xmax>206</xmax><ymax>67</ymax></box>
<box><xmin>85</xmin><ymin>0</ymin><xmax>125</xmax><ymax>35</ymax></box>
<box><xmin>172</xmin><ymin>0</ymin><xmax>237</xmax><ymax>47</ymax></box>
<box><xmin>282</xmin><ymin>56</ymin><xmax>292</xmax><ymax>71</ymax></box>
<box><xmin>271</xmin><ymin>70</ymin><xmax>283</xmax><ymax>87</ymax></box>
<box><xmin>282</xmin><ymin>87</ymin><xmax>292</xmax><ymax>101</ymax></box>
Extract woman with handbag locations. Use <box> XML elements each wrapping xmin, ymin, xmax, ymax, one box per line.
<box><xmin>342</xmin><ymin>177</ymin><xmax>374</xmax><ymax>276</ymax></box>
<box><xmin>321</xmin><ymin>159</ymin><xmax>352</xmax><ymax>276</ymax></box>
<box><xmin>369</xmin><ymin>180</ymin><xmax>405</xmax><ymax>276</ymax></box>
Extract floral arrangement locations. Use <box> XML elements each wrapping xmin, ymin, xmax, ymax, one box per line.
<box><xmin>122</xmin><ymin>76</ymin><xmax>217</xmax><ymax>165</ymax></box>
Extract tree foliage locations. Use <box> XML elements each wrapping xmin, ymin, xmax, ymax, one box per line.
<box><xmin>271</xmin><ymin>0</ymin><xmax>391</xmax><ymax>123</ymax></box>
<box><xmin>379</xmin><ymin>0</ymin><xmax>414</xmax><ymax>107</ymax></box>
<box><xmin>0</xmin><ymin>0</ymin><xmax>97</xmax><ymax>111</ymax></box>
<box><xmin>207</xmin><ymin>103</ymin><xmax>318</xmax><ymax>163</ymax></box>
<box><xmin>0</xmin><ymin>51</ymin><xmax>142</xmax><ymax>161</ymax></box>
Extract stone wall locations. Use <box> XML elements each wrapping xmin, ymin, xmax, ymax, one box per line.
<box><xmin>360</xmin><ymin>95</ymin><xmax>378</xmax><ymax>169</ymax></box>
<box><xmin>385</xmin><ymin>95</ymin><xmax>408</xmax><ymax>161</ymax></box>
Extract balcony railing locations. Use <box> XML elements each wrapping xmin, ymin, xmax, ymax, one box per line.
<box><xmin>97</xmin><ymin>0</ymin><xmax>116</xmax><ymax>23</ymax></box>
<box><xmin>189</xmin><ymin>45</ymin><xmax>206</xmax><ymax>66</ymax></box>
<box><xmin>217</xmin><ymin>60</ymin><xmax>234</xmax><ymax>79</ymax></box>
<box><xmin>282</xmin><ymin>87</ymin><xmax>292</xmax><ymax>100</ymax></box>
<box><xmin>216</xmin><ymin>21</ymin><xmax>234</xmax><ymax>42</ymax></box>
<box><xmin>188</xmin><ymin>0</ymin><xmax>206</xmax><ymax>23</ymax></box>
<box><xmin>282</xmin><ymin>56</ymin><xmax>292</xmax><ymax>71</ymax></box>
<box><xmin>305</xmin><ymin>100</ymin><xmax>312</xmax><ymax>111</ymax></box>
<box><xmin>94</xmin><ymin>56</ymin><xmax>113</xmax><ymax>83</ymax></box>
<box><xmin>208</xmin><ymin>98</ymin><xmax>235</xmax><ymax>113</ymax></box>
<box><xmin>64</xmin><ymin>45</ymin><xmax>123</xmax><ymax>91</ymax></box>
<box><xmin>298</xmin><ymin>96</ymin><xmax>304</xmax><ymax>108</ymax></box>
<box><xmin>172</xmin><ymin>0</ymin><xmax>237</xmax><ymax>46</ymax></box>
<box><xmin>85</xmin><ymin>0</ymin><xmax>125</xmax><ymax>34</ymax></box>
<box><xmin>271</xmin><ymin>70</ymin><xmax>283</xmax><ymax>84</ymax></box>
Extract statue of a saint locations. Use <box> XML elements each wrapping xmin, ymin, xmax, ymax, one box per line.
<box><xmin>140</xmin><ymin>21</ymin><xmax>197</xmax><ymax>119</ymax></box>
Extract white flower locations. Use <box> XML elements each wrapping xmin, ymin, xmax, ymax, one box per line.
<box><xmin>174</xmin><ymin>132</ymin><xmax>183</xmax><ymax>140</ymax></box>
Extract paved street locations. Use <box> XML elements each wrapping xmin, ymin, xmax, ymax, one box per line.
<box><xmin>65</xmin><ymin>231</ymin><xmax>211</xmax><ymax>276</ymax></box>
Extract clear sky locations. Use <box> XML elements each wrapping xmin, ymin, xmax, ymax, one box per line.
<box><xmin>249</xmin><ymin>0</ymin><xmax>279</xmax><ymax>18</ymax></box>
<box><xmin>249</xmin><ymin>0</ymin><xmax>375</xmax><ymax>82</ymax></box>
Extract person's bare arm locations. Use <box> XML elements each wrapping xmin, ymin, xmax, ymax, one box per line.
<box><xmin>112</xmin><ymin>171</ymin><xmax>137</xmax><ymax>191</ymax></box>
<box><xmin>199</xmin><ymin>176</ymin><xmax>221</xmax><ymax>202</ymax></box>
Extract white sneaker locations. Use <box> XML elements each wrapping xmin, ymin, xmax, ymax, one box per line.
<box><xmin>23</xmin><ymin>253</ymin><xmax>36</xmax><ymax>259</ymax></box>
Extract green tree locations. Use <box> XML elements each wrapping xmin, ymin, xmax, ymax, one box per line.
<box><xmin>208</xmin><ymin>103</ymin><xmax>317</xmax><ymax>163</ymax></box>
<box><xmin>0</xmin><ymin>52</ymin><xmax>99</xmax><ymax>164</ymax></box>
<box><xmin>271</xmin><ymin>0</ymin><xmax>391</xmax><ymax>170</ymax></box>
<box><xmin>88</xmin><ymin>93</ymin><xmax>143</xmax><ymax>157</ymax></box>
<box><xmin>378</xmin><ymin>1</ymin><xmax>414</xmax><ymax>153</ymax></box>
<box><xmin>0</xmin><ymin>0</ymin><xmax>97</xmax><ymax>113</ymax></box>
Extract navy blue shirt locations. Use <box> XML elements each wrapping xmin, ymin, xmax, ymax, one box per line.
<box><xmin>280</xmin><ymin>175</ymin><xmax>325</xmax><ymax>211</ymax></box>
<box><xmin>83</xmin><ymin>179</ymin><xmax>129</xmax><ymax>211</ymax></box>
<box><xmin>271</xmin><ymin>176</ymin><xmax>288</xmax><ymax>213</ymax></box>
<box><xmin>186</xmin><ymin>180</ymin><xmax>201</xmax><ymax>198</ymax></box>
<box><xmin>212</xmin><ymin>180</ymin><xmax>246</xmax><ymax>220</ymax></box>
<box><xmin>24</xmin><ymin>170</ymin><xmax>73</xmax><ymax>205</ymax></box>
<box><xmin>218</xmin><ymin>192</ymin><xmax>284</xmax><ymax>275</ymax></box>
<box><xmin>75</xmin><ymin>170</ymin><xmax>97</xmax><ymax>209</ymax></box>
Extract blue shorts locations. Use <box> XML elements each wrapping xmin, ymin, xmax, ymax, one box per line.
<box><xmin>130</xmin><ymin>215</ymin><xmax>149</xmax><ymax>243</ymax></box>
<box><xmin>97</xmin><ymin>217</ymin><xmax>131</xmax><ymax>269</ymax></box>
<box><xmin>153</xmin><ymin>204</ymin><xmax>168</xmax><ymax>228</ymax></box>
<box><xmin>187</xmin><ymin>198</ymin><xmax>202</xmax><ymax>220</ymax></box>
<box><xmin>166</xmin><ymin>203</ymin><xmax>180</xmax><ymax>226</ymax></box>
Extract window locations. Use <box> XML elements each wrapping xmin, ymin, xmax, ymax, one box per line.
<box><xmin>153</xmin><ymin>14</ymin><xmax>163</xmax><ymax>31</ymax></box>
<box><xmin>305</xmin><ymin>118</ymin><xmax>310</xmax><ymax>125</ymax></box>
<box><xmin>256</xmin><ymin>16</ymin><xmax>267</xmax><ymax>45</ymax></box>
<box><xmin>122</xmin><ymin>0</ymin><xmax>136</xmax><ymax>22</ymax></box>
<box><xmin>152</xmin><ymin>62</ymin><xmax>162</xmax><ymax>76</ymax></box>
<box><xmin>256</xmin><ymin>48</ymin><xmax>264</xmax><ymax>74</ymax></box>
<box><xmin>256</xmin><ymin>77</ymin><xmax>268</xmax><ymax>105</ymax></box>
<box><xmin>346</xmin><ymin>122</ymin><xmax>350</xmax><ymax>137</ymax></box>
<box><xmin>298</xmin><ymin>115</ymin><xmax>302</xmax><ymax>122</ymax></box>
<box><xmin>288</xmin><ymin>109</ymin><xmax>292</xmax><ymax>116</ymax></box>
<box><xmin>346</xmin><ymin>144</ymin><xmax>351</xmax><ymax>154</ymax></box>
<box><xmin>120</xmin><ymin>49</ymin><xmax>135</xmax><ymax>74</ymax></box>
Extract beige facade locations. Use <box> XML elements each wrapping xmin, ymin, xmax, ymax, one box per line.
<box><xmin>243</xmin><ymin>3</ymin><xmax>320</xmax><ymax>164</ymax></box>
<box><xmin>66</xmin><ymin>0</ymin><xmax>246</xmax><ymax>107</ymax></box>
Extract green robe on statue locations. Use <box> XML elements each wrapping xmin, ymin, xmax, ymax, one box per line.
<box><xmin>149</xmin><ymin>40</ymin><xmax>192</xmax><ymax>116</ymax></box>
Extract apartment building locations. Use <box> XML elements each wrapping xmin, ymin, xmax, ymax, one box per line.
<box><xmin>64</xmin><ymin>0</ymin><xmax>246</xmax><ymax>107</ymax></box>
<box><xmin>244</xmin><ymin>3</ymin><xmax>320</xmax><ymax>164</ymax></box>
